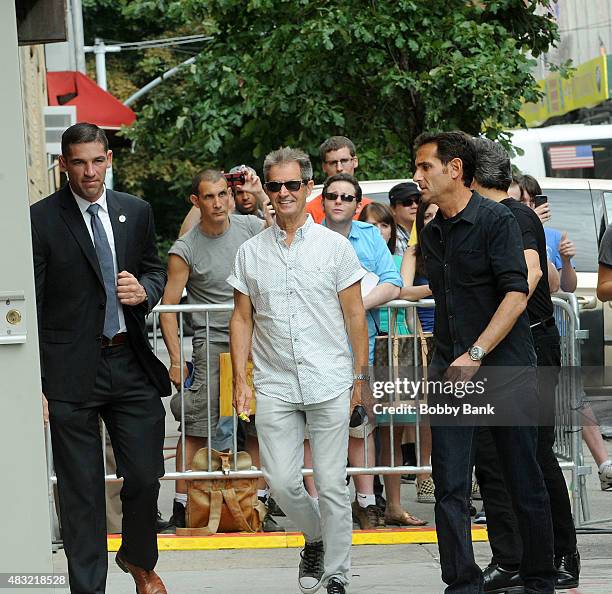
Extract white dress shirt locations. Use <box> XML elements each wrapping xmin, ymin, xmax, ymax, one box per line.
<box><xmin>72</xmin><ymin>187</ymin><xmax>127</xmax><ymax>333</ymax></box>
<box><xmin>227</xmin><ymin>215</ymin><xmax>366</xmax><ymax>405</ymax></box>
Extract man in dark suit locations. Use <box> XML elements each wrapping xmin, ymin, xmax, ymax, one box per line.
<box><xmin>31</xmin><ymin>123</ymin><xmax>171</xmax><ymax>594</ymax></box>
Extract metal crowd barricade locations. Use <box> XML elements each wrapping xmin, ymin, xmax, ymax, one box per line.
<box><xmin>550</xmin><ymin>293</ymin><xmax>591</xmax><ymax>527</ymax></box>
<box><xmin>44</xmin><ymin>295</ymin><xmax>589</xmax><ymax>539</ymax></box>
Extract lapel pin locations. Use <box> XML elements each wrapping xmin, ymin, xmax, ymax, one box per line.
<box><xmin>119</xmin><ymin>215</ymin><xmax>127</xmax><ymax>223</ymax></box>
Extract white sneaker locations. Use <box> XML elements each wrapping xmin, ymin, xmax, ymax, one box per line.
<box><xmin>599</xmin><ymin>463</ymin><xmax>612</xmax><ymax>491</ymax></box>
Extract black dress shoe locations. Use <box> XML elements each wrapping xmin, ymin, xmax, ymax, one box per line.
<box><xmin>156</xmin><ymin>509</ymin><xmax>171</xmax><ymax>533</ymax></box>
<box><xmin>555</xmin><ymin>550</ymin><xmax>580</xmax><ymax>589</ymax></box>
<box><xmin>483</xmin><ymin>564</ymin><xmax>524</xmax><ymax>594</ymax></box>
<box><xmin>161</xmin><ymin>500</ymin><xmax>186</xmax><ymax>534</ymax></box>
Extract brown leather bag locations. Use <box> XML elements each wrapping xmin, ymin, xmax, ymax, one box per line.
<box><xmin>176</xmin><ymin>448</ymin><xmax>265</xmax><ymax>536</ymax></box>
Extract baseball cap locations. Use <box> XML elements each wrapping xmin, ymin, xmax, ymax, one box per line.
<box><xmin>388</xmin><ymin>182</ymin><xmax>421</xmax><ymax>204</ymax></box>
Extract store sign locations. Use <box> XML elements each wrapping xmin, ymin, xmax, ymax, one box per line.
<box><xmin>521</xmin><ymin>54</ymin><xmax>609</xmax><ymax>127</ymax></box>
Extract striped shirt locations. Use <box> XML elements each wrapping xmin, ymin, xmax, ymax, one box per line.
<box><xmin>227</xmin><ymin>215</ymin><xmax>366</xmax><ymax>404</ymax></box>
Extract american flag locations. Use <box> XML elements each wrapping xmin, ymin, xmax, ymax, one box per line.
<box><xmin>549</xmin><ymin>145</ymin><xmax>595</xmax><ymax>170</ymax></box>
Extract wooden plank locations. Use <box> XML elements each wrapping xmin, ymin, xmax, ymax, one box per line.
<box><xmin>219</xmin><ymin>352</ymin><xmax>256</xmax><ymax>417</ymax></box>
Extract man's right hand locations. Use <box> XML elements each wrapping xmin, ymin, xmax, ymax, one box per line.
<box><xmin>42</xmin><ymin>394</ymin><xmax>49</xmax><ymax>427</ymax></box>
<box><xmin>169</xmin><ymin>363</ymin><xmax>188</xmax><ymax>390</ymax></box>
<box><xmin>233</xmin><ymin>378</ymin><xmax>253</xmax><ymax>420</ymax></box>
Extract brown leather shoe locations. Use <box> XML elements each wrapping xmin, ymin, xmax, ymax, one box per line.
<box><xmin>116</xmin><ymin>552</ymin><xmax>167</xmax><ymax>594</ymax></box>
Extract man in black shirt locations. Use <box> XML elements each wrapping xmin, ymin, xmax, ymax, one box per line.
<box><xmin>471</xmin><ymin>137</ymin><xmax>579</xmax><ymax>591</ymax></box>
<box><xmin>414</xmin><ymin>131</ymin><xmax>555</xmax><ymax>594</ymax></box>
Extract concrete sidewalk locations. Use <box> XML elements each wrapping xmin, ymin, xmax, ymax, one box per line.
<box><xmin>51</xmin><ymin>540</ymin><xmax>612</xmax><ymax>593</ymax></box>
<box><xmin>51</xmin><ymin>445</ymin><xmax>612</xmax><ymax>593</ymax></box>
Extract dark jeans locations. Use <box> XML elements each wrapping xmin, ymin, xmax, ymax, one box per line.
<box><xmin>49</xmin><ymin>344</ymin><xmax>166</xmax><ymax>594</ymax></box>
<box><xmin>432</xmin><ymin>423</ymin><xmax>555</xmax><ymax>594</ymax></box>
<box><xmin>475</xmin><ymin>325</ymin><xmax>576</xmax><ymax>567</ymax></box>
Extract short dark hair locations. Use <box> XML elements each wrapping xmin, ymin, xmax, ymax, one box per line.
<box><xmin>359</xmin><ymin>202</ymin><xmax>397</xmax><ymax>254</ymax></box>
<box><xmin>519</xmin><ymin>174</ymin><xmax>542</xmax><ymax>201</ymax></box>
<box><xmin>61</xmin><ymin>123</ymin><xmax>108</xmax><ymax>156</ymax></box>
<box><xmin>319</xmin><ymin>136</ymin><xmax>356</xmax><ymax>162</ymax></box>
<box><xmin>472</xmin><ymin>137</ymin><xmax>512</xmax><ymax>192</ymax></box>
<box><xmin>322</xmin><ymin>173</ymin><xmax>362</xmax><ymax>202</ymax></box>
<box><xmin>414</xmin><ymin>131</ymin><xmax>476</xmax><ymax>187</ymax></box>
<box><xmin>191</xmin><ymin>169</ymin><xmax>225</xmax><ymax>196</ymax></box>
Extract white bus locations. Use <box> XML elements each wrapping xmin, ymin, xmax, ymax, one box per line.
<box><xmin>509</xmin><ymin>124</ymin><xmax>612</xmax><ymax>179</ymax></box>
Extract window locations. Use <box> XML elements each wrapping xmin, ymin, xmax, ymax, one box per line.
<box><xmin>543</xmin><ymin>189</ymin><xmax>597</xmax><ymax>272</ymax></box>
<box><xmin>544</xmin><ymin>140</ymin><xmax>612</xmax><ymax>180</ymax></box>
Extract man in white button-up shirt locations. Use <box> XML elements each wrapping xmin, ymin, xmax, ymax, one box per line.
<box><xmin>228</xmin><ymin>147</ymin><xmax>369</xmax><ymax>594</ymax></box>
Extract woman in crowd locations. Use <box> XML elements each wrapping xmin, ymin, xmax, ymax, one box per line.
<box><xmin>359</xmin><ymin>203</ymin><xmax>427</xmax><ymax>524</ymax></box>
<box><xmin>397</xmin><ymin>200</ymin><xmax>438</xmax><ymax>503</ymax></box>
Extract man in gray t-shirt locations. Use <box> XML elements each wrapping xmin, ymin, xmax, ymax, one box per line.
<box><xmin>160</xmin><ymin>168</ymin><xmax>267</xmax><ymax>532</ymax></box>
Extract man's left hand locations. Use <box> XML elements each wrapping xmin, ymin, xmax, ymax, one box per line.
<box><xmin>262</xmin><ymin>196</ymin><xmax>275</xmax><ymax>227</ymax></box>
<box><xmin>446</xmin><ymin>352</ymin><xmax>481</xmax><ymax>383</ymax></box>
<box><xmin>558</xmin><ymin>231</ymin><xmax>576</xmax><ymax>260</ymax></box>
<box><xmin>117</xmin><ymin>270</ymin><xmax>147</xmax><ymax>306</ymax></box>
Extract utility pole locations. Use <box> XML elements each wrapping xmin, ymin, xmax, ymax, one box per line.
<box><xmin>84</xmin><ymin>38</ymin><xmax>122</xmax><ymax>91</ymax></box>
<box><xmin>124</xmin><ymin>56</ymin><xmax>197</xmax><ymax>106</ymax></box>
<box><xmin>71</xmin><ymin>0</ymin><xmax>86</xmax><ymax>73</ymax></box>
<box><xmin>82</xmin><ymin>38</ymin><xmax>121</xmax><ymax>190</ymax></box>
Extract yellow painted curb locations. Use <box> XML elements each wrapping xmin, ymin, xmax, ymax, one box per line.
<box><xmin>108</xmin><ymin>527</ymin><xmax>488</xmax><ymax>551</ymax></box>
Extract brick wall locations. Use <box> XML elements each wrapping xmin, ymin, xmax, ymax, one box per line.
<box><xmin>19</xmin><ymin>44</ymin><xmax>50</xmax><ymax>204</ymax></box>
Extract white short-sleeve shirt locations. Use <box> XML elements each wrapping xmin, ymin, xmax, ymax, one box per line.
<box><xmin>227</xmin><ymin>215</ymin><xmax>366</xmax><ymax>404</ymax></box>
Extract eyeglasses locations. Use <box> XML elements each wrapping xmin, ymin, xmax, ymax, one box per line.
<box><xmin>323</xmin><ymin>192</ymin><xmax>357</xmax><ymax>203</ymax></box>
<box><xmin>324</xmin><ymin>158</ymin><xmax>354</xmax><ymax>168</ymax></box>
<box><xmin>264</xmin><ymin>180</ymin><xmax>307</xmax><ymax>193</ymax></box>
<box><xmin>393</xmin><ymin>196</ymin><xmax>420</xmax><ymax>207</ymax></box>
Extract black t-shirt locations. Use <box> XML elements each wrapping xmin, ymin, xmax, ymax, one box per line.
<box><xmin>501</xmin><ymin>198</ymin><xmax>553</xmax><ymax>323</ymax></box>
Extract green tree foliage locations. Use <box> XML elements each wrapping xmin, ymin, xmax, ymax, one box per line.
<box><xmin>84</xmin><ymin>0</ymin><xmax>559</xmax><ymax>240</ymax></box>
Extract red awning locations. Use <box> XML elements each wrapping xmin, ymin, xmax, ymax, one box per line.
<box><xmin>47</xmin><ymin>71</ymin><xmax>136</xmax><ymax>130</ymax></box>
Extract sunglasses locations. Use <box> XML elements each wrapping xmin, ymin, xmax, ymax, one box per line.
<box><xmin>264</xmin><ymin>180</ymin><xmax>307</xmax><ymax>193</ymax></box>
<box><xmin>394</xmin><ymin>196</ymin><xmax>420</xmax><ymax>207</ymax></box>
<box><xmin>323</xmin><ymin>192</ymin><xmax>357</xmax><ymax>203</ymax></box>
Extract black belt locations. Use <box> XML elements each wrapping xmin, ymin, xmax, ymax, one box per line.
<box><xmin>101</xmin><ymin>332</ymin><xmax>128</xmax><ymax>348</ymax></box>
<box><xmin>529</xmin><ymin>317</ymin><xmax>555</xmax><ymax>330</ymax></box>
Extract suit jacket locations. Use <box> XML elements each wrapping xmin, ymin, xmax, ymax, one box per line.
<box><xmin>31</xmin><ymin>185</ymin><xmax>171</xmax><ymax>402</ymax></box>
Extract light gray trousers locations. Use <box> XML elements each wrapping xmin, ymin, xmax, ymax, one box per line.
<box><xmin>255</xmin><ymin>390</ymin><xmax>352</xmax><ymax>587</ymax></box>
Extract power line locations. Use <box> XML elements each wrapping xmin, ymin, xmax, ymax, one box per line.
<box><xmin>102</xmin><ymin>34</ymin><xmax>213</xmax><ymax>49</ymax></box>
<box><xmin>559</xmin><ymin>19</ymin><xmax>612</xmax><ymax>34</ymax></box>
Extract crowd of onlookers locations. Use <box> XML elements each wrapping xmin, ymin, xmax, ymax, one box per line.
<box><xmin>155</xmin><ymin>135</ymin><xmax>610</xmax><ymax>540</ymax></box>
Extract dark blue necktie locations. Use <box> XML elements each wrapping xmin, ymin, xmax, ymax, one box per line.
<box><xmin>87</xmin><ymin>203</ymin><xmax>120</xmax><ymax>339</ymax></box>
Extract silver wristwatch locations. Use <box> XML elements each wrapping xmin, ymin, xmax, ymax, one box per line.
<box><xmin>468</xmin><ymin>345</ymin><xmax>487</xmax><ymax>361</ymax></box>
<box><xmin>353</xmin><ymin>373</ymin><xmax>371</xmax><ymax>382</ymax></box>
